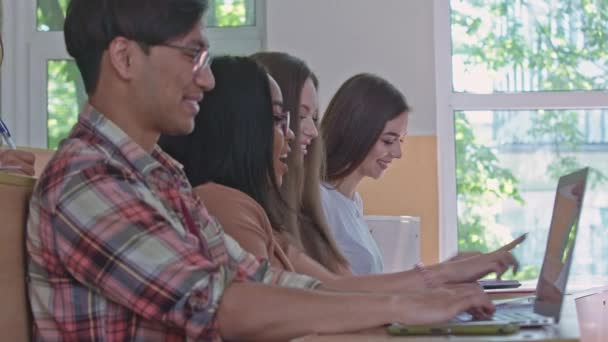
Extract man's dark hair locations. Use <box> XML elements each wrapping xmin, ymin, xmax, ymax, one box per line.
<box><xmin>159</xmin><ymin>56</ymin><xmax>288</xmax><ymax>232</ymax></box>
<box><xmin>64</xmin><ymin>0</ymin><xmax>208</xmax><ymax>95</ymax></box>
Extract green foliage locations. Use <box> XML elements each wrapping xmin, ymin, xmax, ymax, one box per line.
<box><xmin>453</xmin><ymin>0</ymin><xmax>608</xmax><ymax>91</ymax></box>
<box><xmin>527</xmin><ymin>110</ymin><xmax>608</xmax><ymax>187</ymax></box>
<box><xmin>208</xmin><ymin>0</ymin><xmax>251</xmax><ymax>27</ymax></box>
<box><xmin>455</xmin><ymin>112</ymin><xmax>524</xmax><ymax>253</ymax></box>
<box><xmin>47</xmin><ymin>61</ymin><xmax>84</xmax><ymax>149</ymax></box>
<box><xmin>453</xmin><ymin>0</ymin><xmax>608</xmax><ymax>280</ymax></box>
<box><xmin>36</xmin><ymin>0</ymin><xmax>69</xmax><ymax>31</ymax></box>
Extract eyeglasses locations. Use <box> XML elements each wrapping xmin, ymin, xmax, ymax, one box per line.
<box><xmin>273</xmin><ymin>112</ymin><xmax>291</xmax><ymax>136</ymax></box>
<box><xmin>157</xmin><ymin>43</ymin><xmax>212</xmax><ymax>71</ymax></box>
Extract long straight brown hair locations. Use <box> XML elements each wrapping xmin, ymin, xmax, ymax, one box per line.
<box><xmin>322</xmin><ymin>73</ymin><xmax>410</xmax><ymax>183</ymax></box>
<box><xmin>251</xmin><ymin>52</ymin><xmax>350</xmax><ymax>273</ymax></box>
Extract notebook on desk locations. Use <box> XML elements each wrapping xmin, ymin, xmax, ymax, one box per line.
<box><xmin>455</xmin><ymin>167</ymin><xmax>589</xmax><ymax>327</ymax></box>
<box><xmin>389</xmin><ymin>167</ymin><xmax>589</xmax><ymax>333</ymax></box>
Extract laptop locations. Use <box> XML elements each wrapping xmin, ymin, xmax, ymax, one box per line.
<box><xmin>453</xmin><ymin>167</ymin><xmax>590</xmax><ymax>327</ymax></box>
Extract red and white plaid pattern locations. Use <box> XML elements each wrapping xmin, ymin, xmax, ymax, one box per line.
<box><xmin>26</xmin><ymin>107</ymin><xmax>319</xmax><ymax>341</ymax></box>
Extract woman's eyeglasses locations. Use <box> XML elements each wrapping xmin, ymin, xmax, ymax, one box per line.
<box><xmin>273</xmin><ymin>113</ymin><xmax>290</xmax><ymax>136</ymax></box>
<box><xmin>273</xmin><ymin>101</ymin><xmax>291</xmax><ymax>136</ymax></box>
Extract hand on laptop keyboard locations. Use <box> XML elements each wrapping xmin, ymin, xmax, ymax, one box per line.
<box><xmin>400</xmin><ymin>283</ymin><xmax>496</xmax><ymax>324</ymax></box>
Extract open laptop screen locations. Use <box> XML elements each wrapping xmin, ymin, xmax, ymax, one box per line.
<box><xmin>534</xmin><ymin>167</ymin><xmax>588</xmax><ymax>321</ymax></box>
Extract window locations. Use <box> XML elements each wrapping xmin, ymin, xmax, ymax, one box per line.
<box><xmin>436</xmin><ymin>0</ymin><xmax>608</xmax><ymax>284</ymax></box>
<box><xmin>36</xmin><ymin>0</ymin><xmax>257</xmax><ymax>31</ymax></box>
<box><xmin>2</xmin><ymin>0</ymin><xmax>264</xmax><ymax>149</ymax></box>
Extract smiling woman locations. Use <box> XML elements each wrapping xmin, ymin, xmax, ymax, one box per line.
<box><xmin>320</xmin><ymin>73</ymin><xmax>410</xmax><ymax>275</ymax></box>
<box><xmin>159</xmin><ymin>55</ymin><xmax>298</xmax><ymax>270</ymax></box>
<box><xmin>250</xmin><ymin>52</ymin><xmax>353</xmax><ymax>275</ymax></box>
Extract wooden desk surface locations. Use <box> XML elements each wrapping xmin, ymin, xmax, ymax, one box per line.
<box><xmin>294</xmin><ymin>286</ymin><xmax>608</xmax><ymax>342</ymax></box>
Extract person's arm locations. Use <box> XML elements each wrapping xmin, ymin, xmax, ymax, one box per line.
<box><xmin>47</xmin><ymin>163</ymin><xmax>274</xmax><ymax>339</ymax></box>
<box><xmin>209</xmin><ymin>190</ymin><xmax>437</xmax><ymax>292</ymax></box>
<box><xmin>438</xmin><ymin>234</ymin><xmax>527</xmax><ymax>283</ymax></box>
<box><xmin>0</xmin><ymin>149</ymin><xmax>35</xmax><ymax>175</ymax></box>
<box><xmin>316</xmin><ymin>235</ymin><xmax>528</xmax><ymax>291</ymax></box>
<box><xmin>209</xmin><ymin>192</ymin><xmax>440</xmax><ymax>293</ymax></box>
<box><xmin>217</xmin><ymin>281</ymin><xmax>495</xmax><ymax>341</ymax></box>
<box><xmin>288</xmin><ymin>244</ymin><xmax>436</xmax><ymax>291</ymax></box>
<box><xmin>202</xmin><ymin>185</ymin><xmax>523</xmax><ymax>295</ymax></box>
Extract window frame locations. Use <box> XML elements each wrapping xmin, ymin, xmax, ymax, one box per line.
<box><xmin>433</xmin><ymin>0</ymin><xmax>608</xmax><ymax>261</ymax></box>
<box><xmin>1</xmin><ymin>0</ymin><xmax>266</xmax><ymax>148</ymax></box>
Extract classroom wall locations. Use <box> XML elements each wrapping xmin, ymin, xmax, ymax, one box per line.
<box><xmin>265</xmin><ymin>0</ymin><xmax>437</xmax><ymax>135</ymax></box>
<box><xmin>358</xmin><ymin>137</ymin><xmax>440</xmax><ymax>264</ymax></box>
<box><xmin>265</xmin><ymin>0</ymin><xmax>441</xmax><ymax>263</ymax></box>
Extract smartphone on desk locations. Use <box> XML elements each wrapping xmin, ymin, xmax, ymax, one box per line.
<box><xmin>479</xmin><ymin>279</ymin><xmax>522</xmax><ymax>290</ymax></box>
<box><xmin>386</xmin><ymin>321</ymin><xmax>520</xmax><ymax>336</ymax></box>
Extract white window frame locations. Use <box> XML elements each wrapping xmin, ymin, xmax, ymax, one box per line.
<box><xmin>433</xmin><ymin>0</ymin><xmax>608</xmax><ymax>261</ymax></box>
<box><xmin>1</xmin><ymin>0</ymin><xmax>266</xmax><ymax>148</ymax></box>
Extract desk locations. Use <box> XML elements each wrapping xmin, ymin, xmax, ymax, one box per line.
<box><xmin>295</xmin><ymin>286</ymin><xmax>608</xmax><ymax>342</ymax></box>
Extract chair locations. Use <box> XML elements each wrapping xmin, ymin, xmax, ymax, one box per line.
<box><xmin>19</xmin><ymin>147</ymin><xmax>55</xmax><ymax>177</ymax></box>
<box><xmin>0</xmin><ymin>171</ymin><xmax>36</xmax><ymax>341</ymax></box>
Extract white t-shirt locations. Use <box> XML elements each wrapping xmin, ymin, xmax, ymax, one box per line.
<box><xmin>320</xmin><ymin>183</ymin><xmax>384</xmax><ymax>275</ymax></box>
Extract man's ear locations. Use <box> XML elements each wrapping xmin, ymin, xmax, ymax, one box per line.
<box><xmin>106</xmin><ymin>37</ymin><xmax>138</xmax><ymax>81</ymax></box>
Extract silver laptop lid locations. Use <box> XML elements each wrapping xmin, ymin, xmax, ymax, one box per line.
<box><xmin>534</xmin><ymin>167</ymin><xmax>589</xmax><ymax>321</ymax></box>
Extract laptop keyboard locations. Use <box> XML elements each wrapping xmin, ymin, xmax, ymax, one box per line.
<box><xmin>493</xmin><ymin>306</ymin><xmax>545</xmax><ymax>322</ymax></box>
<box><xmin>452</xmin><ymin>302</ymin><xmax>554</xmax><ymax>325</ymax></box>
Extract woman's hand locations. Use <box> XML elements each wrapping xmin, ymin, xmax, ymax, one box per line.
<box><xmin>439</xmin><ymin>234</ymin><xmax>527</xmax><ymax>284</ymax></box>
<box><xmin>0</xmin><ymin>149</ymin><xmax>35</xmax><ymax>176</ymax></box>
<box><xmin>396</xmin><ymin>283</ymin><xmax>495</xmax><ymax>324</ymax></box>
<box><xmin>446</xmin><ymin>251</ymin><xmax>482</xmax><ymax>262</ymax></box>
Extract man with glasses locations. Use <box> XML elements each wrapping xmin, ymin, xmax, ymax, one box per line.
<box><xmin>26</xmin><ymin>0</ymin><xmax>495</xmax><ymax>340</ymax></box>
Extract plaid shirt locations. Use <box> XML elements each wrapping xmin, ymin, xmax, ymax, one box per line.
<box><xmin>27</xmin><ymin>108</ymin><xmax>320</xmax><ymax>341</ymax></box>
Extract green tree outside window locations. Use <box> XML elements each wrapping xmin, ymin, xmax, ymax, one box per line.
<box><xmin>452</xmin><ymin>0</ymin><xmax>608</xmax><ymax>280</ymax></box>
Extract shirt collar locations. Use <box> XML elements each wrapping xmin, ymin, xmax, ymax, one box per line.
<box><xmin>76</xmin><ymin>106</ymin><xmax>184</xmax><ymax>178</ymax></box>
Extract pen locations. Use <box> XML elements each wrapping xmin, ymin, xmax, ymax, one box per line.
<box><xmin>0</xmin><ymin>117</ymin><xmax>16</xmax><ymax>149</ymax></box>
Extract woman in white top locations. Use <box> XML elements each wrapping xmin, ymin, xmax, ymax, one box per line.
<box><xmin>320</xmin><ymin>73</ymin><xmax>408</xmax><ymax>274</ymax></box>
<box><xmin>320</xmin><ymin>74</ymin><xmax>524</xmax><ymax>276</ymax></box>
<box><xmin>320</xmin><ymin>183</ymin><xmax>383</xmax><ymax>274</ymax></box>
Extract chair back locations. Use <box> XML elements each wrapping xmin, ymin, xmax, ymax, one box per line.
<box><xmin>19</xmin><ymin>147</ymin><xmax>55</xmax><ymax>177</ymax></box>
<box><xmin>0</xmin><ymin>172</ymin><xmax>36</xmax><ymax>341</ymax></box>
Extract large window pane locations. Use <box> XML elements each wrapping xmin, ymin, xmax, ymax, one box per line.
<box><xmin>37</xmin><ymin>0</ymin><xmax>256</xmax><ymax>31</ymax></box>
<box><xmin>455</xmin><ymin>109</ymin><xmax>608</xmax><ymax>284</ymax></box>
<box><xmin>451</xmin><ymin>0</ymin><xmax>608</xmax><ymax>93</ymax></box>
<box><xmin>47</xmin><ymin>60</ymin><xmax>86</xmax><ymax>149</ymax></box>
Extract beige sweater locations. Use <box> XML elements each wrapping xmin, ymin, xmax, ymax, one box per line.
<box><xmin>195</xmin><ymin>182</ymin><xmax>296</xmax><ymax>271</ymax></box>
